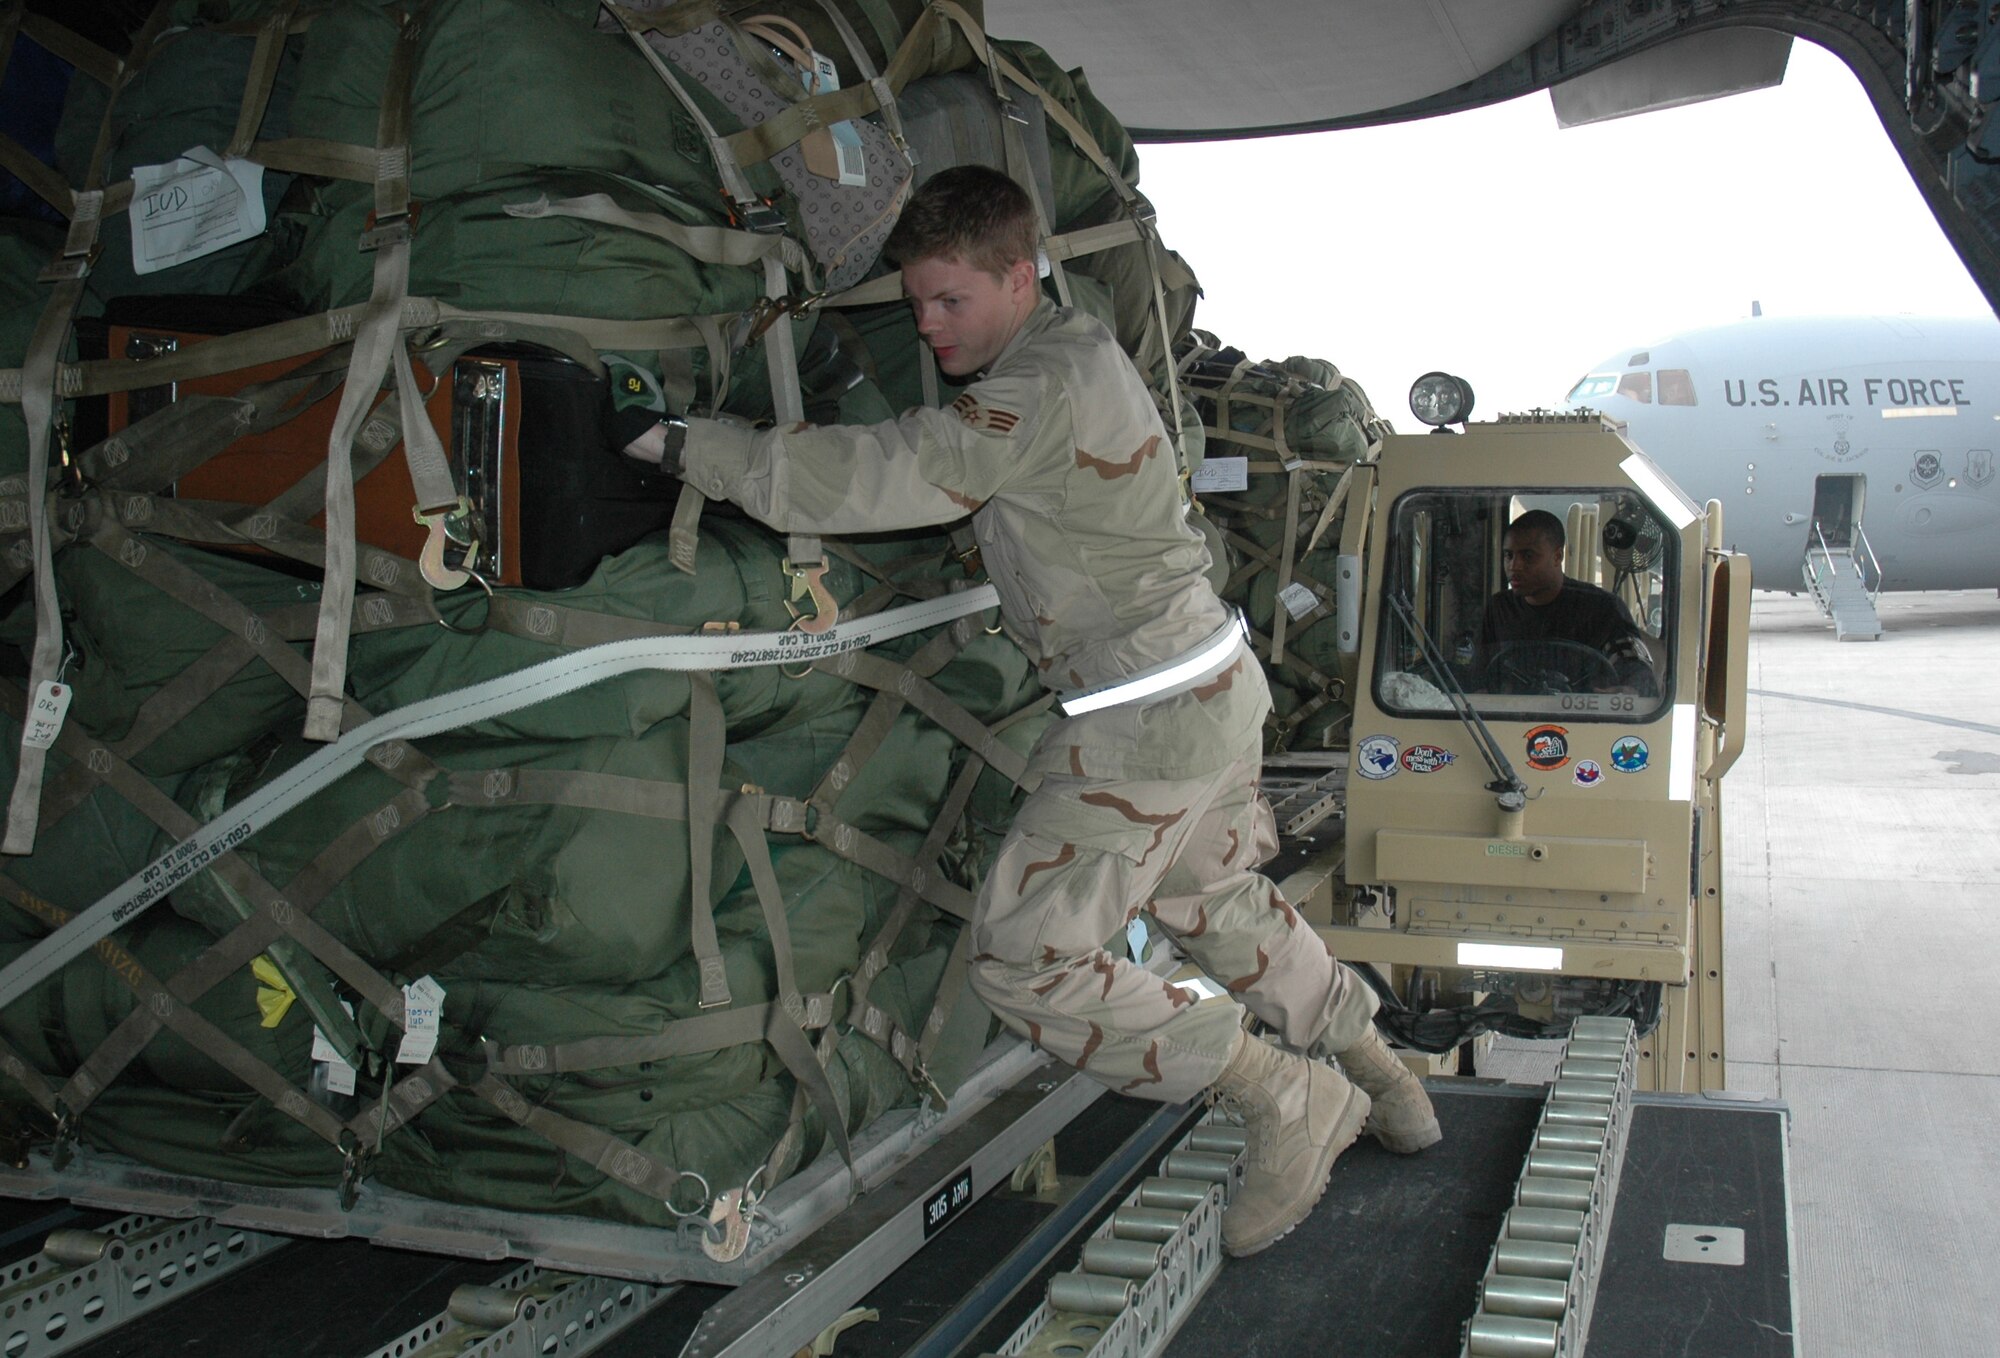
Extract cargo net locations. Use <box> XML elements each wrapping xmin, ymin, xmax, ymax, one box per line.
<box><xmin>1177</xmin><ymin>334</ymin><xmax>1396</xmax><ymax>753</ymax></box>
<box><xmin>0</xmin><ymin>0</ymin><xmax>1205</xmax><ymax>1230</ymax></box>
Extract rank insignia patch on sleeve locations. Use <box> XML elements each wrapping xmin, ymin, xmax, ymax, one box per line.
<box><xmin>952</xmin><ymin>392</ymin><xmax>1021</xmax><ymax>434</ymax></box>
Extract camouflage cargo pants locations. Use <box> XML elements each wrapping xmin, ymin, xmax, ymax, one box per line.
<box><xmin>967</xmin><ymin>738</ymin><xmax>1376</xmax><ymax>1103</ymax></box>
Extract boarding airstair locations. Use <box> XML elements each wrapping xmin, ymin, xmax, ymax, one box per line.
<box><xmin>1804</xmin><ymin>522</ymin><xmax>1882</xmax><ymax>641</ymax></box>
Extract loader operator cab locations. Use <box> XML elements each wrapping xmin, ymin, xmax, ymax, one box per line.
<box><xmin>1307</xmin><ymin>410</ymin><xmax>1750</xmax><ymax>1095</ymax></box>
<box><xmin>1375</xmin><ymin>491</ymin><xmax>1675</xmax><ymax>719</ymax></box>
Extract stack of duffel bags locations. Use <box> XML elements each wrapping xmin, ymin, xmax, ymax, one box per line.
<box><xmin>1180</xmin><ymin>335</ymin><xmax>1397</xmax><ymax>754</ymax></box>
<box><xmin>0</xmin><ymin>0</ymin><xmax>1211</xmax><ymax>1232</ymax></box>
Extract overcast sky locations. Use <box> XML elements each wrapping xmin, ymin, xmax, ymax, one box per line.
<box><xmin>1137</xmin><ymin>40</ymin><xmax>1994</xmax><ymax>423</ymax></box>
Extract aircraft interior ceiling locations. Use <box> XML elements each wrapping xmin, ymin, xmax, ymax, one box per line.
<box><xmin>991</xmin><ymin>0</ymin><xmax>2000</xmax><ymax>317</ymax></box>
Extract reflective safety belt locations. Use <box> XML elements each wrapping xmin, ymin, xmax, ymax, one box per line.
<box><xmin>1055</xmin><ymin>611</ymin><xmax>1248</xmax><ymax>718</ymax></box>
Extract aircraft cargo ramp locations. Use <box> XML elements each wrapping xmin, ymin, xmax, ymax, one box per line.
<box><xmin>0</xmin><ymin>1036</ymin><xmax>1794</xmax><ymax>1358</ymax></box>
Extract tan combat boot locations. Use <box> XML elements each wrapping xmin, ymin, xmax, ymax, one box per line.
<box><xmin>1331</xmin><ymin>1025</ymin><xmax>1442</xmax><ymax>1154</ymax></box>
<box><xmin>1211</xmin><ymin>1030</ymin><xmax>1370</xmax><ymax>1258</ymax></box>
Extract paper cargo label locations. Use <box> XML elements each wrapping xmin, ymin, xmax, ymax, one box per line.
<box><xmin>129</xmin><ymin>148</ymin><xmax>267</xmax><ymax>275</ymax></box>
<box><xmin>1190</xmin><ymin>456</ymin><xmax>1249</xmax><ymax>493</ymax></box>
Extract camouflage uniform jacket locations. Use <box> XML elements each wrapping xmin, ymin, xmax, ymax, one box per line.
<box><xmin>682</xmin><ymin>299</ymin><xmax>1268</xmax><ymax>780</ymax></box>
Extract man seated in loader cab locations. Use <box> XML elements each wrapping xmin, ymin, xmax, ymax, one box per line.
<box><xmin>1475</xmin><ymin>510</ymin><xmax>1657</xmax><ymax>696</ymax></box>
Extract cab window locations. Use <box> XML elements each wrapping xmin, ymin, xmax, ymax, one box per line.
<box><xmin>1659</xmin><ymin>368</ymin><xmax>1697</xmax><ymax>406</ymax></box>
<box><xmin>1566</xmin><ymin>373</ymin><xmax>1617</xmax><ymax>402</ymax></box>
<box><xmin>1615</xmin><ymin>370</ymin><xmax>1653</xmax><ymax>404</ymax></box>
<box><xmin>1373</xmin><ymin>489</ymin><xmax>1676</xmax><ymax>723</ymax></box>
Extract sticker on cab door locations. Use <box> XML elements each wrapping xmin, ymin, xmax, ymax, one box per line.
<box><xmin>1399</xmin><ymin>744</ymin><xmax>1455</xmax><ymax>774</ymax></box>
<box><xmin>1524</xmin><ymin>724</ymin><xmax>1570</xmax><ymax>771</ymax></box>
<box><xmin>1572</xmin><ymin>759</ymin><xmax>1604</xmax><ymax>787</ymax></box>
<box><xmin>1609</xmin><ymin>736</ymin><xmax>1650</xmax><ymax>773</ymax></box>
<box><xmin>1356</xmin><ymin>735</ymin><xmax>1399</xmax><ymax>779</ymax></box>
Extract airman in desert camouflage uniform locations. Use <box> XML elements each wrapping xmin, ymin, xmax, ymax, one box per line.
<box><xmin>617</xmin><ymin>166</ymin><xmax>1439</xmax><ymax>1256</ymax></box>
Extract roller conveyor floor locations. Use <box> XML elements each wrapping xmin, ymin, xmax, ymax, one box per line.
<box><xmin>1163</xmin><ymin>1086</ymin><xmax>1793</xmax><ymax>1358</ymax></box>
<box><xmin>0</xmin><ymin>1074</ymin><xmax>1792</xmax><ymax>1358</ymax></box>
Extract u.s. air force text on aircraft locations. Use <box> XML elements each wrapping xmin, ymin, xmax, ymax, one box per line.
<box><xmin>1722</xmin><ymin>376</ymin><xmax>1970</xmax><ymax>407</ymax></box>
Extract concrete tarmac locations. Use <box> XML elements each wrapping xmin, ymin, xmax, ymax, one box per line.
<box><xmin>1724</xmin><ymin>588</ymin><xmax>2000</xmax><ymax>1358</ymax></box>
<box><xmin>1484</xmin><ymin>588</ymin><xmax>2000</xmax><ymax>1356</ymax></box>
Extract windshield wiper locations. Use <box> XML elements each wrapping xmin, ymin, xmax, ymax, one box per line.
<box><xmin>1384</xmin><ymin>590</ymin><xmax>1527</xmax><ymax>811</ymax></box>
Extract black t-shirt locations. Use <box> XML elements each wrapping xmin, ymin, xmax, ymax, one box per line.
<box><xmin>1477</xmin><ymin>580</ymin><xmax>1655</xmax><ymax>694</ymax></box>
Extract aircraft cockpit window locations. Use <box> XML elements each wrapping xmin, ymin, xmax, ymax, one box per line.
<box><xmin>1659</xmin><ymin>368</ymin><xmax>1697</xmax><ymax>406</ymax></box>
<box><xmin>1566</xmin><ymin>373</ymin><xmax>1617</xmax><ymax>403</ymax></box>
<box><xmin>1615</xmin><ymin>370</ymin><xmax>1653</xmax><ymax>404</ymax></box>
<box><xmin>1373</xmin><ymin>489</ymin><xmax>1676</xmax><ymax>724</ymax></box>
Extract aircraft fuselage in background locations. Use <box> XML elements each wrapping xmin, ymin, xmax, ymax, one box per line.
<box><xmin>1561</xmin><ymin>313</ymin><xmax>2000</xmax><ymax>593</ymax></box>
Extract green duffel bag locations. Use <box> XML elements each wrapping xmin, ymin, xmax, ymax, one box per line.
<box><xmin>372</xmin><ymin>1025</ymin><xmax>915</xmax><ymax>1222</ymax></box>
<box><xmin>0</xmin><ymin>219</ymin><xmax>82</xmax><ymax>483</ymax></box>
<box><xmin>1201</xmin><ymin>355</ymin><xmax>1393</xmax><ymax>748</ymax></box>
<box><xmin>0</xmin><ymin>906</ymin><xmax>308</xmax><ymax>1096</ymax></box>
<box><xmin>53</xmin><ymin>22</ymin><xmax>305</xmax><ymax>301</ymax></box>
<box><xmin>169</xmin><ymin>720</ymin><xmax>749</xmax><ymax>989</ymax></box>
<box><xmin>348</xmin><ymin>517</ymin><xmax>879</xmax><ymax>745</ymax></box>
<box><xmin>288</xmin><ymin>0</ymin><xmax>772</xmax><ymax>209</ymax></box>
<box><xmin>51</xmin><ymin>535</ymin><xmax>324</xmax><ymax>776</ymax></box>
<box><xmin>278</xmin><ymin>169</ymin><xmax>766</xmax><ymax>326</ymax></box>
<box><xmin>376</xmin><ymin>859</ymin><xmax>959</xmax><ymax>1223</ymax></box>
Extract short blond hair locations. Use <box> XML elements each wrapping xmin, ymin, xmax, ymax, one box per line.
<box><xmin>884</xmin><ymin>166</ymin><xmax>1037</xmax><ymax>278</ymax></box>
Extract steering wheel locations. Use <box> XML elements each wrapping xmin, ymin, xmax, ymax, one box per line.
<box><xmin>1483</xmin><ymin>640</ymin><xmax>1619</xmax><ymax>694</ymax></box>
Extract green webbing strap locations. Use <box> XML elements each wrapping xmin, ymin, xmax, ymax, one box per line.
<box><xmin>5</xmin><ymin>886</ymin><xmax>350</xmax><ymax>1148</ymax></box>
<box><xmin>502</xmin><ymin>192</ymin><xmax>809</xmax><ymax>272</ymax></box>
<box><xmin>1</xmin><ymin>0</ymin><xmax>178</xmax><ymax>855</ymax></box>
<box><xmin>842</xmin><ymin>0</ymin><xmax>903</xmax><ymax>62</ymax></box>
<box><xmin>914</xmin><ymin>928</ymin><xmax>987</xmax><ymax>1096</ymax></box>
<box><xmin>470</xmin><ymin>1071</ymin><xmax>702</xmax><ymax>1206</ymax></box>
<box><xmin>805</xmin><ymin>0</ymin><xmax>906</xmax><ymax>146</ymax></box>
<box><xmin>815</xmin><ymin>646</ymin><xmax>1030</xmax><ymax>787</ymax></box>
<box><xmin>720</xmin><ymin>74</ymin><xmax>884</xmax><ymax>171</ymax></box>
<box><xmin>0</xmin><ymin>133</ymin><xmax>73</xmax><ymax>220</ymax></box>
<box><xmin>305</xmin><ymin>1</ymin><xmax>434</xmax><ymax>742</ymax></box>
<box><xmin>109</xmin><ymin>634</ymin><xmax>260</xmax><ymax>764</ymax></box>
<box><xmin>767</xmin><ymin>795</ymin><xmax>977</xmax><ymax>920</ymax></box>
<box><xmin>845</xmin><ymin>754</ymin><xmax>981</xmax><ymax>1091</ymax></box>
<box><xmin>482</xmin><ymin>995</ymin><xmax>835</xmax><ymax>1075</ymax></box>
<box><xmin>349</xmin><ymin>1054</ymin><xmax>454</xmax><ymax>1151</ymax></box>
<box><xmin>1303</xmin><ymin>463</ymin><xmax>1356</xmax><ymax>555</ymax></box>
<box><xmin>246</xmin><ymin>135</ymin><xmax>379</xmax><ymax>183</ymax></box>
<box><xmin>723</xmin><ymin>794</ymin><xmax>855</xmax><ymax>1175</ymax></box>
<box><xmin>75</xmin><ymin>523</ymin><xmax>440</xmax><ymax>791</ymax></box>
<box><xmin>16</xmin><ymin>10</ymin><xmax>120</xmax><ymax>87</ymax></box>
<box><xmin>84</xmin><ymin>366</ymin><xmax>344</xmax><ymax>492</ymax></box>
<box><xmin>1219</xmin><ymin>525</ymin><xmax>1334</xmax><ymax>629</ymax></box>
<box><xmin>445</xmin><ymin>767</ymin><xmax>689</xmax><ymax>822</ymax></box>
<box><xmin>0</xmin><ymin>1026</ymin><xmax>59</xmax><ymax>1115</ymax></box>
<box><xmin>101</xmin><ymin>491</ymin><xmax>433</xmax><ymax>602</ymax></box>
<box><xmin>668</xmin><ymin>483</ymin><xmax>708</xmax><ymax>576</ymax></box>
<box><xmin>480</xmin><ymin>595</ymin><xmax>695</xmax><ymax>649</ymax></box>
<box><xmin>687</xmin><ymin>674</ymin><xmax>732</xmax><ymax>1009</ymax></box>
<box><xmin>225</xmin><ymin>2</ymin><xmax>298</xmax><ymax>158</ymax></box>
<box><xmin>605</xmin><ymin>0</ymin><xmax>769</xmax><ymax>220</ymax></box>
<box><xmin>262</xmin><ymin>590</ymin><xmax>441</xmax><ymax>640</ymax></box>
<box><xmin>804</xmin><ymin>621</ymin><xmax>963</xmax><ymax>812</ymax></box>
<box><xmin>1270</xmin><ymin>455</ymin><xmax>1305</xmax><ymax>667</ymax></box>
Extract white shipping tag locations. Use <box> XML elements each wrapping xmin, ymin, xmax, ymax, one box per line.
<box><xmin>1278</xmin><ymin>581</ymin><xmax>1320</xmax><ymax>620</ymax></box>
<box><xmin>312</xmin><ymin>1000</ymin><xmax>358</xmax><ymax>1095</ymax></box>
<box><xmin>128</xmin><ymin>147</ymin><xmax>267</xmax><ymax>276</ymax></box>
<box><xmin>396</xmin><ymin>974</ymin><xmax>445</xmax><ymax>1064</ymax></box>
<box><xmin>808</xmin><ymin>53</ymin><xmax>869</xmax><ymax>188</ymax></box>
<box><xmin>321</xmin><ymin>1055</ymin><xmax>356</xmax><ymax>1096</ymax></box>
<box><xmin>1189</xmin><ymin>457</ymin><xmax>1249</xmax><ymax>493</ymax></box>
<box><xmin>21</xmin><ymin>681</ymin><xmax>72</xmax><ymax>750</ymax></box>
